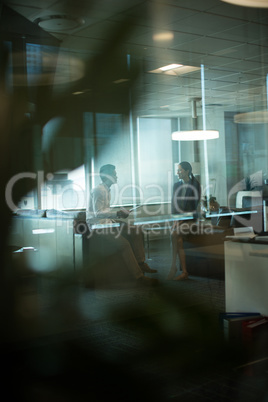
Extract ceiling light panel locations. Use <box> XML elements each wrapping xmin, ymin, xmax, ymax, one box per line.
<box><xmin>153</xmin><ymin>32</ymin><xmax>174</xmax><ymax>41</ymax></box>
<box><xmin>159</xmin><ymin>63</ymin><xmax>183</xmax><ymax>71</ymax></box>
<box><xmin>149</xmin><ymin>65</ymin><xmax>200</xmax><ymax>75</ymax></box>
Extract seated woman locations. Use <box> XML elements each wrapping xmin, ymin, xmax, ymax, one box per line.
<box><xmin>167</xmin><ymin>161</ymin><xmax>201</xmax><ymax>281</ymax></box>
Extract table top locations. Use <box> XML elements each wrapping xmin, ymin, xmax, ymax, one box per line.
<box><xmin>206</xmin><ymin>209</ymin><xmax>258</xmax><ymax>219</ymax></box>
<box><xmin>129</xmin><ymin>213</ymin><xmax>194</xmax><ymax>226</ymax></box>
<box><xmin>90</xmin><ymin>209</ymin><xmax>259</xmax><ymax>229</ymax></box>
<box><xmin>91</xmin><ymin>213</ymin><xmax>194</xmax><ymax>229</ymax></box>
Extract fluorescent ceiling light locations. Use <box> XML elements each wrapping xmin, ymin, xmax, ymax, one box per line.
<box><xmin>149</xmin><ymin>64</ymin><xmax>200</xmax><ymax>76</ymax></box>
<box><xmin>172</xmin><ymin>130</ymin><xmax>219</xmax><ymax>141</ymax></box>
<box><xmin>153</xmin><ymin>32</ymin><xmax>174</xmax><ymax>41</ymax></box>
<box><xmin>234</xmin><ymin>110</ymin><xmax>268</xmax><ymax>123</ymax></box>
<box><xmin>221</xmin><ymin>0</ymin><xmax>268</xmax><ymax>7</ymax></box>
<box><xmin>159</xmin><ymin>64</ymin><xmax>183</xmax><ymax>71</ymax></box>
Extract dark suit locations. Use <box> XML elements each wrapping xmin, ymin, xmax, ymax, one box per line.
<box><xmin>171</xmin><ymin>175</ymin><xmax>201</xmax><ymax>214</ymax></box>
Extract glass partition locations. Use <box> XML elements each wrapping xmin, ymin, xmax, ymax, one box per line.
<box><xmin>137</xmin><ymin>117</ymin><xmax>173</xmax><ymax>205</ymax></box>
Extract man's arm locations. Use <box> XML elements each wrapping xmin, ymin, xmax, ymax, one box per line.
<box><xmin>91</xmin><ymin>186</ymin><xmax>130</xmax><ymax>219</ymax></box>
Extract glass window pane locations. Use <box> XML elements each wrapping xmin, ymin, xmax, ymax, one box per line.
<box><xmin>91</xmin><ymin>113</ymin><xmax>133</xmax><ymax>206</ymax></box>
<box><xmin>138</xmin><ymin>117</ymin><xmax>173</xmax><ymax>204</ymax></box>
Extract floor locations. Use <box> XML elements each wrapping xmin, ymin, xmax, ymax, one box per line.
<box><xmin>4</xmin><ymin>238</ymin><xmax>268</xmax><ymax>401</ymax></box>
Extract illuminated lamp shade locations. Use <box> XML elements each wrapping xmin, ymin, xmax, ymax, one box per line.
<box><xmin>172</xmin><ymin>130</ymin><xmax>219</xmax><ymax>141</ymax></box>
<box><xmin>221</xmin><ymin>0</ymin><xmax>268</xmax><ymax>7</ymax></box>
<box><xmin>234</xmin><ymin>110</ymin><xmax>268</xmax><ymax>124</ymax></box>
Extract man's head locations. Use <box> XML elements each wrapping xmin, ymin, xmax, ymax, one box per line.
<box><xmin>99</xmin><ymin>164</ymin><xmax>117</xmax><ymax>186</ymax></box>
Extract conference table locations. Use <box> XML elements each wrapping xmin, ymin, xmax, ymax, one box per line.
<box><xmin>90</xmin><ymin>213</ymin><xmax>194</xmax><ymax>258</ymax></box>
<box><xmin>90</xmin><ymin>209</ymin><xmax>259</xmax><ymax>258</ymax></box>
<box><xmin>131</xmin><ymin>209</ymin><xmax>259</xmax><ymax>257</ymax></box>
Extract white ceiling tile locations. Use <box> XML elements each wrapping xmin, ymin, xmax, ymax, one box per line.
<box><xmin>218</xmin><ymin>43</ymin><xmax>268</xmax><ymax>59</ymax></box>
<box><xmin>3</xmin><ymin>0</ymin><xmax>268</xmax><ymax>117</ymax></box>
<box><xmin>173</xmin><ymin>36</ymin><xmax>242</xmax><ymax>54</ymax></box>
<box><xmin>163</xmin><ymin>0</ymin><xmax>222</xmax><ymax>12</ymax></box>
<box><xmin>220</xmin><ymin>58</ymin><xmax>267</xmax><ymax>71</ymax></box>
<box><xmin>53</xmin><ymin>0</ymin><xmax>144</xmax><ymax>19</ymax></box>
<box><xmin>128</xmin><ymin>30</ymin><xmax>199</xmax><ymax>48</ymax></box>
<box><xmin>210</xmin><ymin>22</ymin><xmax>267</xmax><ymax>42</ymax></box>
<box><xmin>208</xmin><ymin>2</ymin><xmax>268</xmax><ymax>23</ymax></box>
<box><xmin>166</xmin><ymin>12</ymin><xmax>247</xmax><ymax>36</ymax></box>
<box><xmin>74</xmin><ymin>20</ymin><xmax>119</xmax><ymax>39</ymax></box>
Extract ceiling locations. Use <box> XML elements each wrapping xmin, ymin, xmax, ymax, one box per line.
<box><xmin>2</xmin><ymin>0</ymin><xmax>268</xmax><ymax>118</ymax></box>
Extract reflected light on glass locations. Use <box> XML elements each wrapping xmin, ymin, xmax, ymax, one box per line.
<box><xmin>234</xmin><ymin>110</ymin><xmax>268</xmax><ymax>123</ymax></box>
<box><xmin>12</xmin><ymin>51</ymin><xmax>85</xmax><ymax>86</ymax></box>
<box><xmin>221</xmin><ymin>0</ymin><xmax>268</xmax><ymax>7</ymax></box>
<box><xmin>32</xmin><ymin>229</ymin><xmax>55</xmax><ymax>234</ymax></box>
<box><xmin>172</xmin><ymin>130</ymin><xmax>219</xmax><ymax>141</ymax></box>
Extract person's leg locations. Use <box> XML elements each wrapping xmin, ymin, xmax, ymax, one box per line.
<box><xmin>120</xmin><ymin>224</ymin><xmax>157</xmax><ymax>273</ymax></box>
<box><xmin>88</xmin><ymin>229</ymin><xmax>158</xmax><ymax>286</ymax></box>
<box><xmin>120</xmin><ymin>224</ymin><xmax>145</xmax><ymax>263</ymax></box>
<box><xmin>173</xmin><ymin>221</ymin><xmax>191</xmax><ymax>280</ymax></box>
<box><xmin>115</xmin><ymin>235</ymin><xmax>144</xmax><ymax>279</ymax></box>
<box><xmin>167</xmin><ymin>221</ymin><xmax>189</xmax><ymax>280</ymax></box>
<box><xmin>167</xmin><ymin>229</ymin><xmax>178</xmax><ymax>279</ymax></box>
<box><xmin>173</xmin><ymin>235</ymin><xmax>188</xmax><ymax>280</ymax></box>
<box><xmin>112</xmin><ymin>235</ymin><xmax>159</xmax><ymax>285</ymax></box>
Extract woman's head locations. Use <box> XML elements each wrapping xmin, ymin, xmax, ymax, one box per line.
<box><xmin>177</xmin><ymin>161</ymin><xmax>192</xmax><ymax>181</ymax></box>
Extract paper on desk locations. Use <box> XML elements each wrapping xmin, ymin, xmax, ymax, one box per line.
<box><xmin>225</xmin><ymin>226</ymin><xmax>256</xmax><ymax>239</ymax></box>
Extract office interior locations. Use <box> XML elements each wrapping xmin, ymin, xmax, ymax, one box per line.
<box><xmin>1</xmin><ymin>0</ymin><xmax>268</xmax><ymax>400</ymax></box>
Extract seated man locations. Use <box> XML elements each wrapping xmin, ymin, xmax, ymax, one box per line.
<box><xmin>87</xmin><ymin>164</ymin><xmax>158</xmax><ymax>286</ymax></box>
